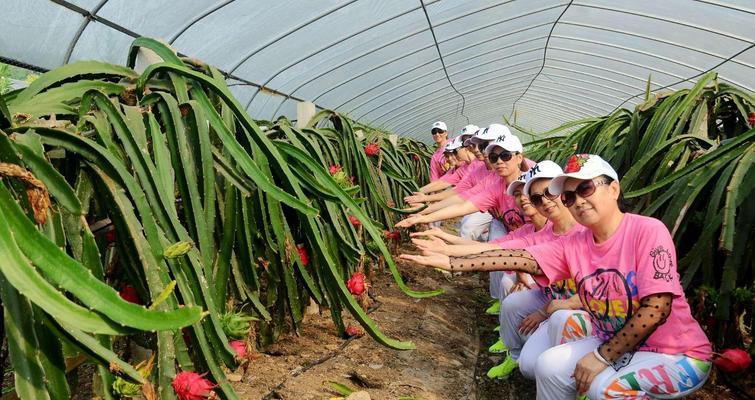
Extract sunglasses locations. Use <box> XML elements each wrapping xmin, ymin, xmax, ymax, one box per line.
<box><xmin>431</xmin><ymin>129</ymin><xmax>445</xmax><ymax>136</ymax></box>
<box><xmin>529</xmin><ymin>188</ymin><xmax>559</xmax><ymax>207</ymax></box>
<box><xmin>560</xmin><ymin>178</ymin><xmax>611</xmax><ymax>207</ymax></box>
<box><xmin>488</xmin><ymin>150</ymin><xmax>515</xmax><ymax>164</ymax></box>
<box><xmin>477</xmin><ymin>142</ymin><xmax>488</xmax><ymax>152</ymax></box>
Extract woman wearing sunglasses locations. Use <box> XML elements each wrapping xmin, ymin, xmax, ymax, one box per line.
<box><xmin>429</xmin><ymin>121</ymin><xmax>450</xmax><ymax>182</ymax></box>
<box><xmin>401</xmin><ymin>154</ymin><xmax>711</xmax><ymax>399</ymax></box>
<box><xmin>395</xmin><ymin>126</ymin><xmax>532</xmax><ymax>234</ymax></box>
<box><xmin>405</xmin><ymin>124</ymin><xmax>491</xmax><ymax>205</ymax></box>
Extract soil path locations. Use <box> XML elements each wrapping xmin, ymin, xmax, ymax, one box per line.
<box><xmin>232</xmin><ymin>259</ymin><xmax>746</xmax><ymax>399</ymax></box>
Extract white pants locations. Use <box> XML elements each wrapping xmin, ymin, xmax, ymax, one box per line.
<box><xmin>487</xmin><ymin>219</ymin><xmax>507</xmax><ymax>298</ymax></box>
<box><xmin>499</xmin><ymin>289</ymin><xmax>549</xmax><ymax>360</ymax></box>
<box><xmin>519</xmin><ymin>309</ymin><xmax>594</xmax><ymax>379</ymax></box>
<box><xmin>532</xmin><ymin>313</ymin><xmax>711</xmax><ymax>399</ymax></box>
<box><xmin>459</xmin><ymin>211</ymin><xmax>492</xmax><ymax>241</ymax></box>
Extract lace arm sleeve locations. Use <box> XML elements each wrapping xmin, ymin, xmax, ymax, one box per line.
<box><xmin>449</xmin><ymin>249</ymin><xmax>543</xmax><ymax>275</ymax></box>
<box><xmin>596</xmin><ymin>293</ymin><xmax>673</xmax><ymax>370</ymax></box>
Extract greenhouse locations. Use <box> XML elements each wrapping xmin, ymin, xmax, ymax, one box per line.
<box><xmin>0</xmin><ymin>1</ymin><xmax>754</xmax><ymax>399</ymax></box>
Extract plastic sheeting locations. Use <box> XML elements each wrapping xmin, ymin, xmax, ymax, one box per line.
<box><xmin>1</xmin><ymin>0</ymin><xmax>754</xmax><ymax>141</ymax></box>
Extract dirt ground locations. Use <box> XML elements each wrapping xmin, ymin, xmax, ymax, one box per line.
<box><xmin>231</xmin><ymin>251</ymin><xmax>752</xmax><ymax>400</ymax></box>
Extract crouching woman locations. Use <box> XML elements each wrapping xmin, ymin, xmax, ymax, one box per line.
<box><xmin>401</xmin><ymin>154</ymin><xmax>711</xmax><ymax>399</ymax></box>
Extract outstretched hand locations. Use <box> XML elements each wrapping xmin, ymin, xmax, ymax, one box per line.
<box><xmin>404</xmin><ymin>192</ymin><xmax>427</xmax><ymax>204</ymax></box>
<box><xmin>411</xmin><ymin>236</ymin><xmax>449</xmax><ymax>254</ymax></box>
<box><xmin>399</xmin><ymin>252</ymin><xmax>452</xmax><ymax>270</ymax></box>
<box><xmin>394</xmin><ymin>214</ymin><xmax>426</xmax><ymax>228</ymax></box>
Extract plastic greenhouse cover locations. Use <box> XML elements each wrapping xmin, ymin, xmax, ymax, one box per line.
<box><xmin>1</xmin><ymin>0</ymin><xmax>753</xmax><ymax>141</ymax></box>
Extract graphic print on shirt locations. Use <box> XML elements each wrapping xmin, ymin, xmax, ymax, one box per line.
<box><xmin>575</xmin><ymin>268</ymin><xmax>641</xmax><ymax>340</ymax></box>
<box><xmin>542</xmin><ymin>279</ymin><xmax>577</xmax><ymax>300</ymax></box>
<box><xmin>650</xmin><ymin>246</ymin><xmax>673</xmax><ymax>282</ymax></box>
<box><xmin>489</xmin><ymin>208</ymin><xmax>525</xmax><ymax>232</ymax></box>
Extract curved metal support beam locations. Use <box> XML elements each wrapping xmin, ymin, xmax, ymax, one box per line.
<box><xmin>572</xmin><ymin>3</ymin><xmax>755</xmax><ymax>44</ymax></box>
<box><xmin>399</xmin><ymin>94</ymin><xmax>590</xmax><ymax>138</ymax></box>
<box><xmin>359</xmin><ymin>55</ymin><xmax>648</xmax><ymax>128</ymax></box>
<box><xmin>294</xmin><ymin>6</ymin><xmax>562</xmax><ymax>104</ymax></box>
<box><xmin>168</xmin><ymin>0</ymin><xmax>237</xmax><ymax>44</ymax></box>
<box><xmin>342</xmin><ymin>45</ymin><xmax>545</xmax><ymax>118</ymax></box>
<box><xmin>63</xmin><ymin>0</ymin><xmax>110</xmax><ymax>63</ymax></box>
<box><xmin>250</xmin><ymin>2</ymin><xmax>564</xmax><ymax>110</ymax></box>
<box><xmin>379</xmin><ymin>75</ymin><xmax>613</xmax><ymax>133</ymax></box>
<box><xmin>396</xmin><ymin>88</ymin><xmax>602</xmax><ymax>135</ymax></box>
<box><xmin>243</xmin><ymin>3</ymin><xmax>431</xmax><ymax>109</ymax></box>
<box><xmin>353</xmin><ymin>53</ymin><xmax>544</xmax><ymax>121</ymax></box>
<box><xmin>559</xmin><ymin>21</ymin><xmax>755</xmax><ymax>70</ymax></box>
<box><xmin>229</xmin><ymin>0</ymin><xmax>360</xmax><ymax>74</ymax></box>
<box><xmin>371</xmin><ymin>65</ymin><xmax>544</xmax><ymax>128</ymax></box>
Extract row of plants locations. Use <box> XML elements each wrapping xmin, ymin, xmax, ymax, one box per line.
<box><xmin>0</xmin><ymin>38</ymin><xmax>436</xmax><ymax>399</ymax></box>
<box><xmin>515</xmin><ymin>73</ymin><xmax>755</xmax><ymax>349</ymax></box>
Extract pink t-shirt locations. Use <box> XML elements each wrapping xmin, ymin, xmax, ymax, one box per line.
<box><xmin>455</xmin><ymin>166</ymin><xmax>495</xmax><ymax>194</ymax></box>
<box><xmin>527</xmin><ymin>213</ymin><xmax>712</xmax><ymax>360</ymax></box>
<box><xmin>500</xmin><ymin>223</ymin><xmax>586</xmax><ymax>300</ymax></box>
<box><xmin>440</xmin><ymin>160</ymin><xmax>476</xmax><ymax>184</ymax></box>
<box><xmin>463</xmin><ymin>175</ymin><xmax>526</xmax><ymax>232</ymax></box>
<box><xmin>429</xmin><ymin>147</ymin><xmax>447</xmax><ymax>181</ymax></box>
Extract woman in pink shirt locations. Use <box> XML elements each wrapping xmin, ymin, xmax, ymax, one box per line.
<box><xmin>401</xmin><ymin>154</ymin><xmax>711</xmax><ymax>400</ymax></box>
<box><xmin>428</xmin><ymin>121</ymin><xmax>449</xmax><ymax>182</ymax></box>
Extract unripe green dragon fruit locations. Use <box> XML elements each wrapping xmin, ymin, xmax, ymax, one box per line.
<box><xmin>220</xmin><ymin>310</ymin><xmax>258</xmax><ymax>339</ymax></box>
<box><xmin>163</xmin><ymin>241</ymin><xmax>193</xmax><ymax>259</ymax></box>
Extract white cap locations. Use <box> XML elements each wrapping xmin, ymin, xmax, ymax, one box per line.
<box><xmin>523</xmin><ymin>160</ymin><xmax>564</xmax><ymax>195</ymax></box>
<box><xmin>468</xmin><ymin>123</ymin><xmax>510</xmax><ymax>146</ymax></box>
<box><xmin>444</xmin><ymin>136</ymin><xmax>463</xmax><ymax>152</ymax></box>
<box><xmin>484</xmin><ymin>130</ymin><xmax>524</xmax><ymax>154</ymax></box>
<box><xmin>432</xmin><ymin>121</ymin><xmax>447</xmax><ymax>131</ymax></box>
<box><xmin>549</xmin><ymin>154</ymin><xmax>619</xmax><ymax>195</ymax></box>
<box><xmin>506</xmin><ymin>173</ymin><xmax>528</xmax><ymax>196</ymax></box>
<box><xmin>459</xmin><ymin>124</ymin><xmax>479</xmax><ymax>141</ymax></box>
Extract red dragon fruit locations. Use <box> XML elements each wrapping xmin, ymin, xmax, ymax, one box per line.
<box><xmin>714</xmin><ymin>348</ymin><xmax>752</xmax><ymax>374</ymax></box>
<box><xmin>119</xmin><ymin>285</ymin><xmax>142</xmax><ymax>305</ymax></box>
<box><xmin>105</xmin><ymin>229</ymin><xmax>116</xmax><ymax>244</ymax></box>
<box><xmin>346</xmin><ymin>272</ymin><xmax>368</xmax><ymax>296</ymax></box>
<box><xmin>297</xmin><ymin>245</ymin><xmax>310</xmax><ymax>266</ymax></box>
<box><xmin>329</xmin><ymin>164</ymin><xmax>342</xmax><ymax>175</ymax></box>
<box><xmin>384</xmin><ymin>230</ymin><xmax>401</xmax><ymax>241</ymax></box>
<box><xmin>228</xmin><ymin>340</ymin><xmax>247</xmax><ymax>359</ymax></box>
<box><xmin>348</xmin><ymin>215</ymin><xmax>361</xmax><ymax>227</ymax></box>
<box><xmin>172</xmin><ymin>371</ymin><xmax>217</xmax><ymax>400</ymax></box>
<box><xmin>364</xmin><ymin>143</ymin><xmax>380</xmax><ymax>157</ymax></box>
<box><xmin>345</xmin><ymin>325</ymin><xmax>364</xmax><ymax>338</ymax></box>
<box><xmin>748</xmin><ymin>112</ymin><xmax>755</xmax><ymax>127</ymax></box>
<box><xmin>412</xmin><ymin>154</ymin><xmax>420</xmax><ymax>162</ymax></box>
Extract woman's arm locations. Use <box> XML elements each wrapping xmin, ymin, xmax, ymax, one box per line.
<box><xmin>395</xmin><ymin>200</ymin><xmax>479</xmax><ymax>228</ymax></box>
<box><xmin>412</xmin><ymin>237</ymin><xmax>500</xmax><ymax>256</ymax></box>
<box><xmin>410</xmin><ymin>227</ymin><xmax>476</xmax><ymax>245</ymax></box>
<box><xmin>400</xmin><ymin>249</ymin><xmax>544</xmax><ymax>276</ymax></box>
<box><xmin>418</xmin><ymin>193</ymin><xmax>466</xmax><ymax>215</ymax></box>
<box><xmin>573</xmin><ymin>293</ymin><xmax>673</xmax><ymax>393</ymax></box>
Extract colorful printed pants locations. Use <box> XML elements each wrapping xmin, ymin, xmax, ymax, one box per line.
<box><xmin>533</xmin><ymin>315</ymin><xmax>710</xmax><ymax>399</ymax></box>
<box><xmin>518</xmin><ymin>309</ymin><xmax>594</xmax><ymax>379</ymax></box>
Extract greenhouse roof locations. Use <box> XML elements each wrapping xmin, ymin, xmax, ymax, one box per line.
<box><xmin>2</xmin><ymin>0</ymin><xmax>754</xmax><ymax>141</ymax></box>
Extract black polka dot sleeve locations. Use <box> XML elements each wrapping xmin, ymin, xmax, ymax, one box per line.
<box><xmin>449</xmin><ymin>249</ymin><xmax>543</xmax><ymax>275</ymax></box>
<box><xmin>596</xmin><ymin>293</ymin><xmax>673</xmax><ymax>370</ymax></box>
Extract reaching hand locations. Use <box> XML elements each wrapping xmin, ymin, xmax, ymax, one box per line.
<box><xmin>410</xmin><ymin>227</ymin><xmax>446</xmax><ymax>239</ymax></box>
<box><xmin>411</xmin><ymin>236</ymin><xmax>449</xmax><ymax>254</ymax></box>
<box><xmin>399</xmin><ymin>252</ymin><xmax>451</xmax><ymax>270</ymax></box>
<box><xmin>404</xmin><ymin>192</ymin><xmax>427</xmax><ymax>204</ymax></box>
<box><xmin>394</xmin><ymin>214</ymin><xmax>426</xmax><ymax>228</ymax></box>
